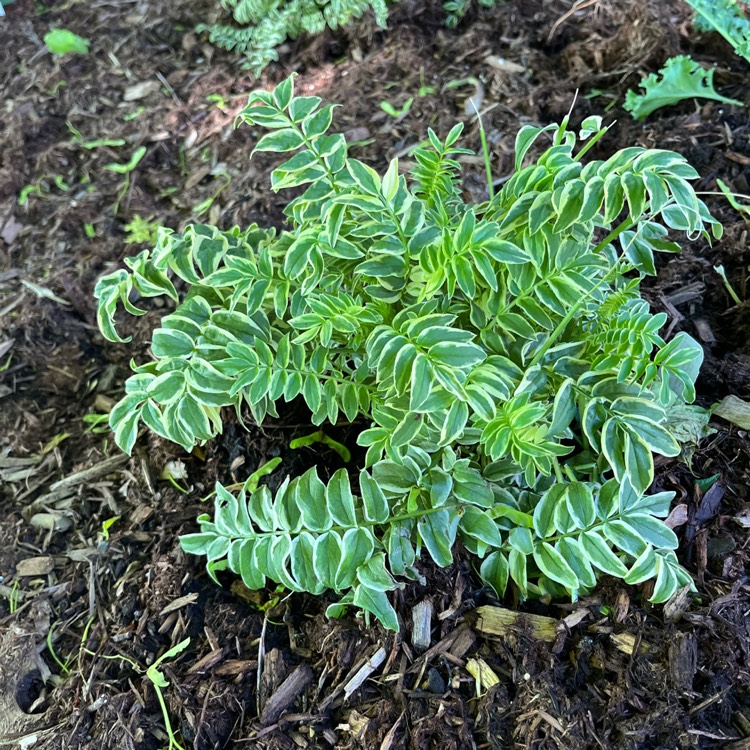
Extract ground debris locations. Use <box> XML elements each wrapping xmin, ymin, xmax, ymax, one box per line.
<box><xmin>472</xmin><ymin>605</ymin><xmax>559</xmax><ymax>641</ymax></box>
<box><xmin>259</xmin><ymin>664</ymin><xmax>314</xmax><ymax>725</ymax></box>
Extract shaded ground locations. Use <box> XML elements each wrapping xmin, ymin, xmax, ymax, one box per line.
<box><xmin>1</xmin><ymin>0</ymin><xmax>749</xmax><ymax>748</ymax></box>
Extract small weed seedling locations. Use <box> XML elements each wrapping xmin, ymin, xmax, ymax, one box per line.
<box><xmin>66</xmin><ymin>121</ymin><xmax>126</xmax><ymax>150</ymax></box>
<box><xmin>18</xmin><ymin>174</ymin><xmax>70</xmax><ymax>206</ymax></box>
<box><xmin>380</xmin><ymin>97</ymin><xmax>414</xmax><ymax>120</ymax></box>
<box><xmin>82</xmin><ymin>637</ymin><xmax>190</xmax><ymax>750</ymax></box>
<box><xmin>717</xmin><ymin>178</ymin><xmax>750</xmax><ymax>219</ymax></box>
<box><xmin>44</xmin><ymin>28</ymin><xmax>89</xmax><ymax>56</ymax></box>
<box><xmin>105</xmin><ymin>146</ymin><xmax>147</xmax><ymax>214</ymax></box>
<box><xmin>124</xmin><ymin>215</ymin><xmax>161</xmax><ymax>244</ymax></box>
<box><xmin>8</xmin><ymin>580</ymin><xmax>20</xmax><ymax>614</ymax></box>
<box><xmin>146</xmin><ymin>639</ymin><xmax>191</xmax><ymax>750</ymax></box>
<box><xmin>192</xmin><ymin>173</ymin><xmax>232</xmax><ymax>219</ymax></box>
<box><xmin>714</xmin><ymin>264</ymin><xmax>743</xmax><ymax>305</ymax></box>
<box><xmin>97</xmin><ymin>75</ymin><xmax>721</xmax><ymax>631</ymax></box>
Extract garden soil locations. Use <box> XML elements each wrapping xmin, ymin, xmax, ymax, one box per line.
<box><xmin>0</xmin><ymin>0</ymin><xmax>749</xmax><ymax>748</ymax></box>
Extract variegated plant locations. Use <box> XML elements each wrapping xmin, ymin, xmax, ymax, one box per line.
<box><xmin>95</xmin><ymin>76</ymin><xmax>720</xmax><ymax>630</ymax></box>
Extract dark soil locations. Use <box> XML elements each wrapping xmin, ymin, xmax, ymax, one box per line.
<box><xmin>1</xmin><ymin>0</ymin><xmax>749</xmax><ymax>748</ymax></box>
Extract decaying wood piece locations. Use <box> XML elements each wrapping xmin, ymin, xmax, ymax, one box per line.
<box><xmin>669</xmin><ymin>633</ymin><xmax>697</xmax><ymax>691</ymax></box>
<box><xmin>411</xmin><ymin>600</ymin><xmax>432</xmax><ymax>653</ymax></box>
<box><xmin>259</xmin><ymin>663</ymin><xmax>314</xmax><ymax>725</ymax></box>
<box><xmin>472</xmin><ymin>605</ymin><xmax>558</xmax><ymax>642</ymax></box>
<box><xmin>28</xmin><ymin>454</ymin><xmax>129</xmax><ymax>508</ymax></box>
<box><xmin>343</xmin><ymin>646</ymin><xmax>387</xmax><ymax>701</ymax></box>
<box><xmin>407</xmin><ymin>623</ymin><xmax>476</xmax><ymax>673</ymax></box>
<box><xmin>610</xmin><ymin>631</ymin><xmax>650</xmax><ymax>656</ymax></box>
<box><xmin>664</xmin><ymin>585</ymin><xmax>692</xmax><ymax>623</ymax></box>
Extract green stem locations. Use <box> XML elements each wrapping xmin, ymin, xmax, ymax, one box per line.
<box><xmin>478</xmin><ymin>118</ymin><xmax>494</xmax><ymax>200</ymax></box>
<box><xmin>573</xmin><ymin>125</ymin><xmax>610</xmax><ymax>163</ymax></box>
<box><xmin>154</xmin><ymin>686</ymin><xmax>186</xmax><ymax>750</ymax></box>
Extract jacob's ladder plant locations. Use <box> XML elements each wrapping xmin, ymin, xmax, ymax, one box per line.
<box><xmin>95</xmin><ymin>76</ymin><xmax>721</xmax><ymax>631</ymax></box>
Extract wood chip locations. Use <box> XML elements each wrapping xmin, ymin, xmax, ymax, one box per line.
<box><xmin>186</xmin><ymin>647</ymin><xmax>225</xmax><ymax>674</ymax></box>
<box><xmin>612</xmin><ymin>590</ymin><xmax>630</xmax><ymax>624</ymax></box>
<box><xmin>473</xmin><ymin>605</ymin><xmax>558</xmax><ymax>642</ymax></box>
<box><xmin>213</xmin><ymin>659</ymin><xmax>258</xmax><ymax>677</ymax></box>
<box><xmin>411</xmin><ymin>600</ymin><xmax>432</xmax><ymax>653</ymax></box>
<box><xmin>124</xmin><ymin>80</ymin><xmax>161</xmax><ymax>101</ymax></box>
<box><xmin>610</xmin><ymin>631</ymin><xmax>649</xmax><ymax>656</ymax></box>
<box><xmin>448</xmin><ymin>624</ymin><xmax>477</xmax><ymax>660</ymax></box>
<box><xmin>1</xmin><ymin>215</ymin><xmax>23</xmax><ymax>245</ymax></box>
<box><xmin>726</xmin><ymin>150</ymin><xmax>750</xmax><ymax>167</ymax></box>
<box><xmin>379</xmin><ymin>712</ymin><xmax>404</xmax><ymax>750</ymax></box>
<box><xmin>562</xmin><ymin>608</ymin><xmax>590</xmax><ymax>629</ymax></box>
<box><xmin>15</xmin><ymin>557</ymin><xmax>54</xmax><ymax>577</ymax></box>
<box><xmin>669</xmin><ymin>632</ymin><xmax>697</xmax><ymax>690</ymax></box>
<box><xmin>34</xmin><ymin>455</ymin><xmax>129</xmax><ymax>507</ymax></box>
<box><xmin>466</xmin><ymin>657</ymin><xmax>500</xmax><ymax>693</ymax></box>
<box><xmin>159</xmin><ymin>593</ymin><xmax>199</xmax><ymax>617</ymax></box>
<box><xmin>343</xmin><ymin>646</ymin><xmax>387</xmax><ymax>701</ymax></box>
<box><xmin>260</xmin><ymin>664</ymin><xmax>314</xmax><ymax>725</ymax></box>
<box><xmin>664</xmin><ymin>585</ymin><xmax>692</xmax><ymax>623</ymax></box>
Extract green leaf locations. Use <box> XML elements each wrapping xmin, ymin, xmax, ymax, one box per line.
<box><xmin>564</xmin><ymin>483</ymin><xmax>596</xmax><ymax>529</ymax></box>
<box><xmin>179</xmin><ymin>533</ymin><xmax>216</xmax><ymax>556</ymax></box>
<box><xmin>603</xmin><ymin>519</ymin><xmax>648</xmax><ymax>558</ymax></box>
<box><xmin>372</xmin><ymin>461</ymin><xmax>419</xmax><ymax>495</ymax></box>
<box><xmin>347</xmin><ymin>159</ymin><xmax>381</xmax><ymax>196</ymax></box>
<box><xmin>44</xmin><ymin>28</ymin><xmax>89</xmax><ymax>55</ymax></box>
<box><xmin>650</xmin><ymin>555</ymin><xmax>679</xmax><ymax>603</ymax></box>
<box><xmin>623</xmin><ymin>513</ymin><xmax>679</xmax><ymax>550</ymax></box>
<box><xmin>359</xmin><ymin>470</ymin><xmax>390</xmax><ymax>523</ymax></box>
<box><xmin>147</xmin><ymin>370</ymin><xmax>185</xmax><ymax>404</ymax></box>
<box><xmin>533</xmin><ymin>484</ymin><xmax>566</xmax><ymax>538</ymax></box>
<box><xmin>296</xmin><ymin>469</ymin><xmax>331</xmax><ymax>532</ymax></box>
<box><xmin>624</xmin><ymin>55</ymin><xmax>743</xmax><ymax>121</ymax></box>
<box><xmin>418</xmin><ymin>509</ymin><xmax>457</xmax><ymax>567</ymax></box>
<box><xmin>624</xmin><ymin>432</ymin><xmax>654</xmax><ymax>495</ymax></box>
<box><xmin>113</xmin><ymin>407</ymin><xmax>140</xmax><ymax>454</ymax></box>
<box><xmin>289</xmin><ymin>96</ymin><xmax>322</xmax><ymax>122</ymax></box>
<box><xmin>152</xmin><ymin>327</ymin><xmax>194</xmax><ymax>358</ymax></box>
<box><xmin>253</xmin><ymin>129</ymin><xmax>305</xmax><ymax>154</ymax></box>
<box><xmin>579</xmin><ymin>531</ymin><xmax>629</xmax><ymax>577</ymax></box>
<box><xmin>325</xmin><ymin>469</ymin><xmax>357</xmax><ymax>527</ymax></box>
<box><xmin>556</xmin><ymin>537</ymin><xmax>596</xmax><ymax>589</ymax></box>
<box><xmin>508</xmin><ymin>548</ymin><xmax>528</xmax><ymax>598</ymax></box>
<box><xmin>548</xmin><ymin>378</ymin><xmax>576</xmax><ymax>436</ymax></box>
<box><xmin>429</xmin><ymin>341</ymin><xmax>485</xmax><ymax>369</ymax></box>
<box><xmin>533</xmin><ymin>542</ymin><xmax>579</xmax><ymax>590</ymax></box>
<box><xmin>291</xmin><ymin>532</ymin><xmax>326</xmax><ymax>595</ymax></box>
<box><xmin>353</xmin><ymin>584</ymin><xmax>399</xmax><ymax>631</ymax></box>
<box><xmin>624</xmin><ymin>544</ymin><xmax>657</xmax><ymax>585</ymax></box>
<box><xmin>313</xmin><ymin>531</ymin><xmax>343</xmax><ymax>591</ymax></box>
<box><xmin>459</xmin><ymin>506</ymin><xmax>503</xmax><ymax>548</ymax></box>
<box><xmin>480</xmin><ymin>551</ymin><xmax>509</xmax><ymax>598</ymax></box>
<box><xmin>356</xmin><ymin>553</ymin><xmax>396</xmax><ymax>592</ymax></box>
<box><xmin>336</xmin><ymin>527</ymin><xmax>375</xmax><ymax>589</ymax></box>
<box><xmin>386</xmin><ymin>521</ymin><xmax>415</xmax><ymax>575</ymax></box>
<box><xmin>409</xmin><ymin>353</ymin><xmax>434</xmax><ymax>412</ymax></box>
<box><xmin>484</xmin><ymin>238</ymin><xmax>531</xmax><ymax>264</ymax></box>
<box><xmin>623</xmin><ymin>416</ymin><xmax>680</xmax><ymax>457</ymax></box>
<box><xmin>552</xmin><ymin>179</ymin><xmax>585</xmax><ymax>233</ymax></box>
